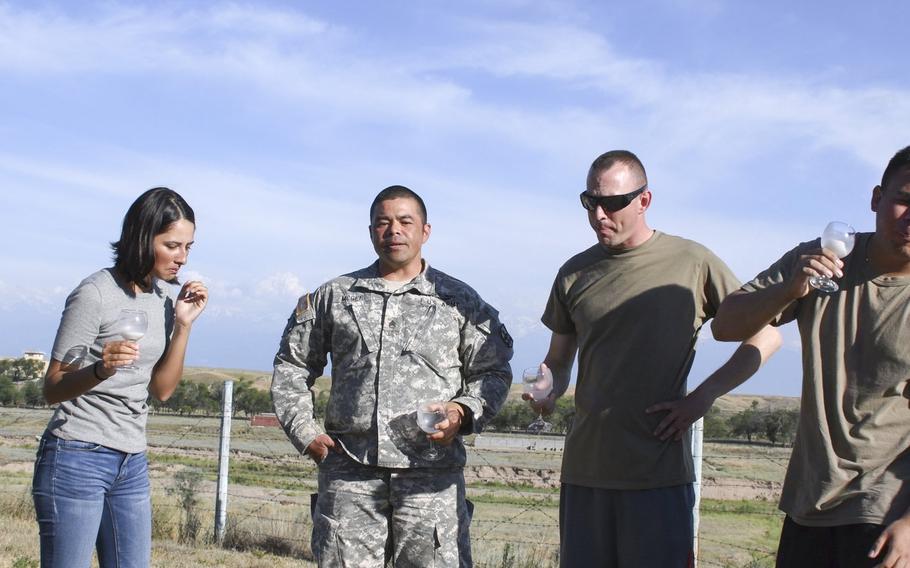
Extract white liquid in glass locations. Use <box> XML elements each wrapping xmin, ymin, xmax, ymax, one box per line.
<box><xmin>121</xmin><ymin>329</ymin><xmax>145</xmax><ymax>341</ymax></box>
<box><xmin>115</xmin><ymin>309</ymin><xmax>148</xmax><ymax>369</ymax></box>
<box><xmin>810</xmin><ymin>221</ymin><xmax>856</xmax><ymax>294</ymax></box>
<box><xmin>821</xmin><ymin>234</ymin><xmax>854</xmax><ymax>259</ymax></box>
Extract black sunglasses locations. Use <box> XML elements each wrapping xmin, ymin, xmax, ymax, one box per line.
<box><xmin>579</xmin><ymin>184</ymin><xmax>648</xmax><ymax>213</ymax></box>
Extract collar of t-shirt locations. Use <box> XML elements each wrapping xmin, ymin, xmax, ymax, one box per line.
<box><xmin>381</xmin><ymin>278</ymin><xmax>411</xmax><ymax>292</ymax></box>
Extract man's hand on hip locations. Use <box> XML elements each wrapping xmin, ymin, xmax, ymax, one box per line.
<box><xmin>306</xmin><ymin>434</ymin><xmax>341</xmax><ymax>464</ymax></box>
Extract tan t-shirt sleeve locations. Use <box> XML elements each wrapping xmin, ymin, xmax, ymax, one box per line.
<box><xmin>700</xmin><ymin>249</ymin><xmax>743</xmax><ymax>321</ymax></box>
<box><xmin>741</xmin><ymin>240</ymin><xmax>816</xmax><ymax>326</ymax></box>
<box><xmin>541</xmin><ymin>276</ymin><xmax>576</xmax><ymax>334</ymax></box>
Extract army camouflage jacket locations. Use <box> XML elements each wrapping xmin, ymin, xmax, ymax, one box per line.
<box><xmin>271</xmin><ymin>261</ymin><xmax>513</xmax><ymax>468</ymax></box>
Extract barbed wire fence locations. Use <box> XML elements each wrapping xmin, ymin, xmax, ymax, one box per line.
<box><xmin>0</xmin><ymin>388</ymin><xmax>791</xmax><ymax>568</ymax></box>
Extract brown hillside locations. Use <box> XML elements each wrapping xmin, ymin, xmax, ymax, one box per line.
<box><xmin>182</xmin><ymin>368</ymin><xmax>799</xmax><ymax>413</ymax></box>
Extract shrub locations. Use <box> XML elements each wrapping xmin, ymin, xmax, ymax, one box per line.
<box><xmin>167</xmin><ymin>471</ymin><xmax>204</xmax><ymax>544</ymax></box>
<box><xmin>0</xmin><ymin>486</ymin><xmax>34</xmax><ymax>520</ymax></box>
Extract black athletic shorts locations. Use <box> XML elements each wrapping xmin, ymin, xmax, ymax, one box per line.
<box><xmin>559</xmin><ymin>483</ymin><xmax>695</xmax><ymax>568</ymax></box>
<box><xmin>775</xmin><ymin>515</ymin><xmax>885</xmax><ymax>568</ymax></box>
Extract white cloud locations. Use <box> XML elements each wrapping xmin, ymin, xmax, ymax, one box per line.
<box><xmin>0</xmin><ymin>3</ymin><xmax>333</xmax><ymax>72</ymax></box>
<box><xmin>433</xmin><ymin>18</ymin><xmax>910</xmax><ymax>175</ymax></box>
<box><xmin>0</xmin><ymin>3</ymin><xmax>470</xmax><ymax>123</ymax></box>
<box><xmin>255</xmin><ymin>272</ymin><xmax>306</xmax><ymax>299</ymax></box>
<box><xmin>208</xmin><ymin>4</ymin><xmax>330</xmax><ymax>37</ymax></box>
<box><xmin>0</xmin><ymin>153</ymin><xmax>138</xmax><ymax>198</ymax></box>
<box><xmin>0</xmin><ymin>279</ymin><xmax>68</xmax><ymax>312</ymax></box>
<box><xmin>501</xmin><ymin>315</ymin><xmax>544</xmax><ymax>340</ymax></box>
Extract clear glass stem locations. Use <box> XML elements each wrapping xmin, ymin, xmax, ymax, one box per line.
<box><xmin>422</xmin><ymin>439</ymin><xmax>443</xmax><ymax>461</ymax></box>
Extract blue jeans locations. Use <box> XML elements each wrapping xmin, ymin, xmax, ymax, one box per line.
<box><xmin>32</xmin><ymin>433</ymin><xmax>152</xmax><ymax>568</ymax></box>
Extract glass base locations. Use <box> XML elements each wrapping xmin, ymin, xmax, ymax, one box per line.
<box><xmin>527</xmin><ymin>416</ymin><xmax>552</xmax><ymax>434</ymax></box>
<box><xmin>809</xmin><ymin>276</ymin><xmax>839</xmax><ymax>293</ymax></box>
<box><xmin>421</xmin><ymin>445</ymin><xmax>444</xmax><ymax>461</ymax></box>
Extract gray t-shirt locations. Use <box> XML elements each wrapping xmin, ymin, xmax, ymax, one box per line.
<box><xmin>48</xmin><ymin>268</ymin><xmax>173</xmax><ymax>453</ymax></box>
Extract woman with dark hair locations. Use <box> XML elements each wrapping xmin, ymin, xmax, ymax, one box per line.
<box><xmin>32</xmin><ymin>187</ymin><xmax>209</xmax><ymax>567</ymax></box>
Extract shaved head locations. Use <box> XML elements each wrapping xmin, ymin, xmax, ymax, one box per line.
<box><xmin>587</xmin><ymin>150</ymin><xmax>648</xmax><ymax>189</ymax></box>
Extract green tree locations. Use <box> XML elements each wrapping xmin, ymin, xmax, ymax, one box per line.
<box><xmin>0</xmin><ymin>359</ymin><xmax>14</xmax><ymax>380</ymax></box>
<box><xmin>488</xmin><ymin>400</ymin><xmax>537</xmax><ymax>432</ymax></box>
<box><xmin>763</xmin><ymin>408</ymin><xmax>799</xmax><ymax>446</ymax></box>
<box><xmin>22</xmin><ymin>381</ymin><xmax>44</xmax><ymax>407</ymax></box>
<box><xmin>155</xmin><ymin>381</ymin><xmax>201</xmax><ymax>415</ymax></box>
<box><xmin>703</xmin><ymin>406</ymin><xmax>730</xmax><ymax>439</ymax></box>
<box><xmin>0</xmin><ymin>358</ymin><xmax>45</xmax><ymax>382</ymax></box>
<box><xmin>0</xmin><ymin>376</ymin><xmax>19</xmax><ymax>406</ymax></box>
<box><xmin>233</xmin><ymin>380</ymin><xmax>272</xmax><ymax>416</ymax></box>
<box><xmin>187</xmin><ymin>382</ymin><xmax>219</xmax><ymax>415</ymax></box>
<box><xmin>730</xmin><ymin>401</ymin><xmax>763</xmax><ymax>443</ymax></box>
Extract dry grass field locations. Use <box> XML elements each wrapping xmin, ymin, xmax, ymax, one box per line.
<box><xmin>0</xmin><ymin>383</ymin><xmax>793</xmax><ymax>567</ymax></box>
<box><xmin>712</xmin><ymin>394</ymin><xmax>800</xmax><ymax>415</ymax></box>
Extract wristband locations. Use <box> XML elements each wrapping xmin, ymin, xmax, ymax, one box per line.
<box><xmin>93</xmin><ymin>361</ymin><xmax>110</xmax><ymax>381</ymax></box>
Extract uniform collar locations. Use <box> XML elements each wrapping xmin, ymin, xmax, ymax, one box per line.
<box><xmin>352</xmin><ymin>260</ymin><xmax>437</xmax><ymax>296</ymax></box>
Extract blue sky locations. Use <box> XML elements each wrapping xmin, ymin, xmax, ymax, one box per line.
<box><xmin>1</xmin><ymin>1</ymin><xmax>908</xmax><ymax>396</ymax></box>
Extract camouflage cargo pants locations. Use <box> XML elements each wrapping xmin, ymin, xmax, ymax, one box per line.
<box><xmin>311</xmin><ymin>452</ymin><xmax>473</xmax><ymax>568</ymax></box>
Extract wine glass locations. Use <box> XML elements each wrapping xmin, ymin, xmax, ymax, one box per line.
<box><xmin>60</xmin><ymin>345</ymin><xmax>88</xmax><ymax>371</ymax></box>
<box><xmin>115</xmin><ymin>309</ymin><xmax>148</xmax><ymax>370</ymax></box>
<box><xmin>416</xmin><ymin>400</ymin><xmax>447</xmax><ymax>461</ymax></box>
<box><xmin>809</xmin><ymin>221</ymin><xmax>856</xmax><ymax>293</ymax></box>
<box><xmin>523</xmin><ymin>366</ymin><xmax>554</xmax><ymax>433</ymax></box>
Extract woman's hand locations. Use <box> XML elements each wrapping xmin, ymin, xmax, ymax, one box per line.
<box><xmin>98</xmin><ymin>340</ymin><xmax>140</xmax><ymax>376</ymax></box>
<box><xmin>175</xmin><ymin>280</ymin><xmax>208</xmax><ymax>327</ymax></box>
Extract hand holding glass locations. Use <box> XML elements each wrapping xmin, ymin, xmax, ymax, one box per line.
<box><xmin>523</xmin><ymin>366</ymin><xmax>554</xmax><ymax>432</ymax></box>
<box><xmin>115</xmin><ymin>309</ymin><xmax>148</xmax><ymax>370</ymax></box>
<box><xmin>416</xmin><ymin>400</ymin><xmax>447</xmax><ymax>461</ymax></box>
<box><xmin>809</xmin><ymin>222</ymin><xmax>856</xmax><ymax>293</ymax></box>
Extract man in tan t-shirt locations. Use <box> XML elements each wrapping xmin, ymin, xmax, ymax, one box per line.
<box><xmin>713</xmin><ymin>145</ymin><xmax>910</xmax><ymax>568</ymax></box>
<box><xmin>528</xmin><ymin>150</ymin><xmax>780</xmax><ymax>568</ymax></box>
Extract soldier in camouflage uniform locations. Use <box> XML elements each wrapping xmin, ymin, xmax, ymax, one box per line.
<box><xmin>271</xmin><ymin>185</ymin><xmax>513</xmax><ymax>568</ymax></box>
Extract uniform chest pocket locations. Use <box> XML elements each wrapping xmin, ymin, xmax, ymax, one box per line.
<box><xmin>401</xmin><ymin>302</ymin><xmax>461</xmax><ymax>375</ymax></box>
<box><xmin>401</xmin><ymin>303</ymin><xmax>437</xmax><ymax>352</ymax></box>
<box><xmin>337</xmin><ymin>294</ymin><xmax>381</xmax><ymax>354</ymax></box>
